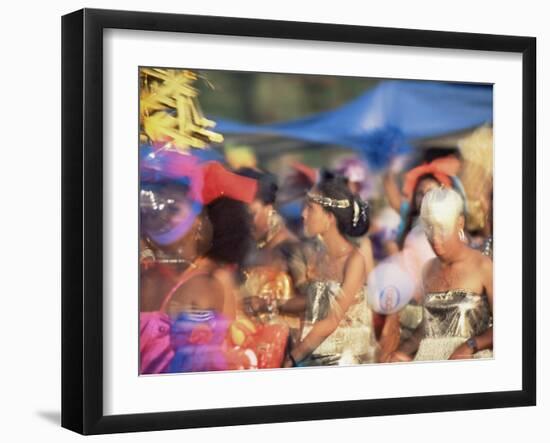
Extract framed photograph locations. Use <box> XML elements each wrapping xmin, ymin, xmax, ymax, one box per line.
<box><xmin>62</xmin><ymin>8</ymin><xmax>536</xmax><ymax>435</ymax></box>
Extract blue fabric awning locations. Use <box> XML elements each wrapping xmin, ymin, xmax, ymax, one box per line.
<box><xmin>212</xmin><ymin>80</ymin><xmax>493</xmax><ymax>169</ymax></box>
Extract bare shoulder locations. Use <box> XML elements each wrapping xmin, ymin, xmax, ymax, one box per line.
<box><xmin>359</xmin><ymin>235</ymin><xmax>373</xmax><ymax>252</ymax></box>
<box><xmin>178</xmin><ymin>274</ymin><xmax>223</xmax><ymax>296</ymax></box>
<box><xmin>167</xmin><ymin>273</ymin><xmax>225</xmax><ymax>314</ymax></box>
<box><xmin>467</xmin><ymin>247</ymin><xmax>493</xmax><ymax>271</ymax></box>
<box><xmin>478</xmin><ymin>252</ymin><xmax>493</xmax><ymax>276</ymax></box>
<box><xmin>212</xmin><ymin>267</ymin><xmax>236</xmax><ymax>285</ymax></box>
<box><xmin>344</xmin><ymin>247</ymin><xmax>366</xmax><ymax>274</ymax></box>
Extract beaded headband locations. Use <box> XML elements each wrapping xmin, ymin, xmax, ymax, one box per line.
<box><xmin>307</xmin><ymin>192</ymin><xmax>367</xmax><ymax>228</ymax></box>
<box><xmin>306</xmin><ymin>192</ymin><xmax>350</xmax><ymax>209</ymax></box>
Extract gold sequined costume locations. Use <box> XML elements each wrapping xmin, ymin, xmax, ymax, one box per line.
<box><xmin>300</xmin><ymin>280</ymin><xmax>379</xmax><ymax>366</ymax></box>
<box><xmin>242</xmin><ymin>266</ymin><xmax>299</xmax><ymax>329</ymax></box>
<box><xmin>414</xmin><ymin>289</ymin><xmax>492</xmax><ymax>361</ymax></box>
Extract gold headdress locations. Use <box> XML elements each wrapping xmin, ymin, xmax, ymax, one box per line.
<box><xmin>139</xmin><ymin>68</ymin><xmax>223</xmax><ymax>152</ymax></box>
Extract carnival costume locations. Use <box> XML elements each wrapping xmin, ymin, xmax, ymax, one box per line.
<box><xmin>414</xmin><ymin>289</ymin><xmax>493</xmax><ymax>361</ymax></box>
<box><xmin>300</xmin><ymin>280</ymin><xmax>378</xmax><ymax>366</ymax></box>
<box><xmin>297</xmin><ymin>190</ymin><xmax>378</xmax><ymax>366</ymax></box>
<box><xmin>139</xmin><ymin>156</ymin><xmax>260</xmax><ymax>373</ymax></box>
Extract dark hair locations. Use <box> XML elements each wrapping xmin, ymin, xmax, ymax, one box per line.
<box><xmin>316</xmin><ymin>170</ymin><xmax>369</xmax><ymax>237</ymax></box>
<box><xmin>399</xmin><ymin>173</ymin><xmax>440</xmax><ymax>246</ymax></box>
<box><xmin>423</xmin><ymin>147</ymin><xmax>463</xmax><ymax>164</ymax></box>
<box><xmin>205</xmin><ymin>197</ymin><xmax>253</xmax><ymax>267</ymax></box>
<box><xmin>236</xmin><ymin>168</ymin><xmax>278</xmax><ymax>205</ymax></box>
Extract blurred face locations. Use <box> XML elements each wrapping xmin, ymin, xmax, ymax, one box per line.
<box><xmin>248</xmin><ymin>200</ymin><xmax>271</xmax><ymax>241</ymax></box>
<box><xmin>423</xmin><ymin>215</ymin><xmax>463</xmax><ymax>259</ymax></box>
<box><xmin>302</xmin><ymin>194</ymin><xmax>332</xmax><ymax>238</ymax></box>
<box><xmin>415</xmin><ymin>178</ymin><xmax>439</xmax><ymax>210</ymax></box>
<box><xmin>348</xmin><ymin>181</ymin><xmax>360</xmax><ymax>194</ymax></box>
<box><xmin>165</xmin><ymin>213</ymin><xmax>213</xmax><ymax>257</ymax></box>
<box><xmin>141</xmin><ymin>184</ymin><xmax>205</xmax><ymax>252</ymax></box>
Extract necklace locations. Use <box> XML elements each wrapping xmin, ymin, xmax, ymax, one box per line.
<box><xmin>258</xmin><ymin>219</ymin><xmax>283</xmax><ymax>249</ymax></box>
<box><xmin>150</xmin><ymin>249</ymin><xmax>199</xmax><ymax>269</ymax></box>
<box><xmin>155</xmin><ymin>258</ymin><xmax>197</xmax><ymax>268</ymax></box>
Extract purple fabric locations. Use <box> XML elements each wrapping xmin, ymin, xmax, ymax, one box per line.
<box><xmin>139</xmin><ymin>310</ymin><xmax>231</xmax><ymax>374</ymax></box>
<box><xmin>168</xmin><ymin>311</ymin><xmax>230</xmax><ymax>373</ymax></box>
<box><xmin>139</xmin><ymin>311</ymin><xmax>174</xmax><ymax>374</ymax></box>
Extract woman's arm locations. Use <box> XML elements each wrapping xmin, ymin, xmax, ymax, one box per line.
<box><xmin>384</xmin><ymin>323</ymin><xmax>423</xmax><ymax>362</ymax></box>
<box><xmin>378</xmin><ymin>313</ymin><xmax>401</xmax><ymax>362</ymax></box>
<box><xmin>474</xmin><ymin>256</ymin><xmax>493</xmax><ymax>350</ymax></box>
<box><xmin>383</xmin><ymin>171</ymin><xmax>403</xmax><ymax>213</ymax></box>
<box><xmin>289</xmin><ymin>251</ymin><xmax>366</xmax><ymax>364</ymax></box>
<box><xmin>399</xmin><ymin>325</ymin><xmax>424</xmax><ymax>354</ymax></box>
<box><xmin>449</xmin><ymin>256</ymin><xmax>493</xmax><ymax>359</ymax></box>
<box><xmin>278</xmin><ymin>294</ymin><xmax>307</xmax><ymax>314</ymax></box>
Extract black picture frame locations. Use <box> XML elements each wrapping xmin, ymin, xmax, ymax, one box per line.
<box><xmin>61</xmin><ymin>8</ymin><xmax>537</xmax><ymax>435</ymax></box>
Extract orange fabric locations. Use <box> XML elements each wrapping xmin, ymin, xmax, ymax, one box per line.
<box><xmin>202</xmin><ymin>162</ymin><xmax>258</xmax><ymax>204</ymax></box>
<box><xmin>402</xmin><ymin>156</ymin><xmax>461</xmax><ymax>200</ymax></box>
<box><xmin>291</xmin><ymin>162</ymin><xmax>318</xmax><ymax>185</ymax></box>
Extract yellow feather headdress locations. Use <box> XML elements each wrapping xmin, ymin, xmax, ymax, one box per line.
<box><xmin>140</xmin><ymin>68</ymin><xmax>223</xmax><ymax>152</ymax></box>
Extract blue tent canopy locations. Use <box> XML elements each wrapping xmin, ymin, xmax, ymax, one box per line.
<box><xmin>212</xmin><ymin>80</ymin><xmax>493</xmax><ymax>169</ymax></box>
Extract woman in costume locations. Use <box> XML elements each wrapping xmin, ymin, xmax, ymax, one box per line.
<box><xmin>387</xmin><ymin>187</ymin><xmax>493</xmax><ymax>362</ymax></box>
<box><xmin>139</xmin><ymin>155</ymin><xmax>257</xmax><ymax>316</ymax></box>
<box><xmin>376</xmin><ymin>156</ymin><xmax>463</xmax><ymax>361</ymax></box>
<box><xmin>223</xmin><ymin>168</ymin><xmax>308</xmax><ymax>368</ymax></box>
<box><xmin>236</xmin><ymin>168</ymin><xmax>308</xmax><ymax>320</ymax></box>
<box><xmin>236</xmin><ymin>168</ymin><xmax>297</xmax><ymax>253</ymax></box>
<box><xmin>165</xmin><ymin>195</ymin><xmax>255</xmax><ymax>373</ymax></box>
<box><xmin>138</xmin><ymin>67</ymin><xmax>262</xmax><ymax>372</ymax></box>
<box><xmin>286</xmin><ymin>171</ymin><xmax>379</xmax><ymax>367</ymax></box>
<box><xmin>333</xmin><ymin>157</ymin><xmax>376</xmax><ymax>276</ymax></box>
<box><xmin>139</xmin><ymin>157</ymin><xmax>258</xmax><ymax>373</ymax></box>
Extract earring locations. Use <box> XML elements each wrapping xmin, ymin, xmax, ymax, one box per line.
<box><xmin>458</xmin><ymin>229</ymin><xmax>466</xmax><ymax>242</ymax></box>
<box><xmin>140</xmin><ymin>247</ymin><xmax>156</xmax><ymax>264</ymax></box>
<box><xmin>267</xmin><ymin>209</ymin><xmax>280</xmax><ymax>231</ymax></box>
<box><xmin>195</xmin><ymin>219</ymin><xmax>203</xmax><ymax>242</ymax></box>
<box><xmin>266</xmin><ymin>209</ymin><xmax>282</xmax><ymax>243</ymax></box>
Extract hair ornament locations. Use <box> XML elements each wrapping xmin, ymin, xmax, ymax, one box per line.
<box><xmin>306</xmin><ymin>192</ymin><xmax>350</xmax><ymax>209</ymax></box>
<box><xmin>352</xmin><ymin>200</ymin><xmax>360</xmax><ymax>227</ymax></box>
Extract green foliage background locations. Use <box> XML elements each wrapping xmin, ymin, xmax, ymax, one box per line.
<box><xmin>196</xmin><ymin>69</ymin><xmax>379</xmax><ymax>123</ymax></box>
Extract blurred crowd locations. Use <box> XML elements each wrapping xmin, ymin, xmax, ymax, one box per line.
<box><xmin>139</xmin><ymin>69</ymin><xmax>494</xmax><ymax>374</ymax></box>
